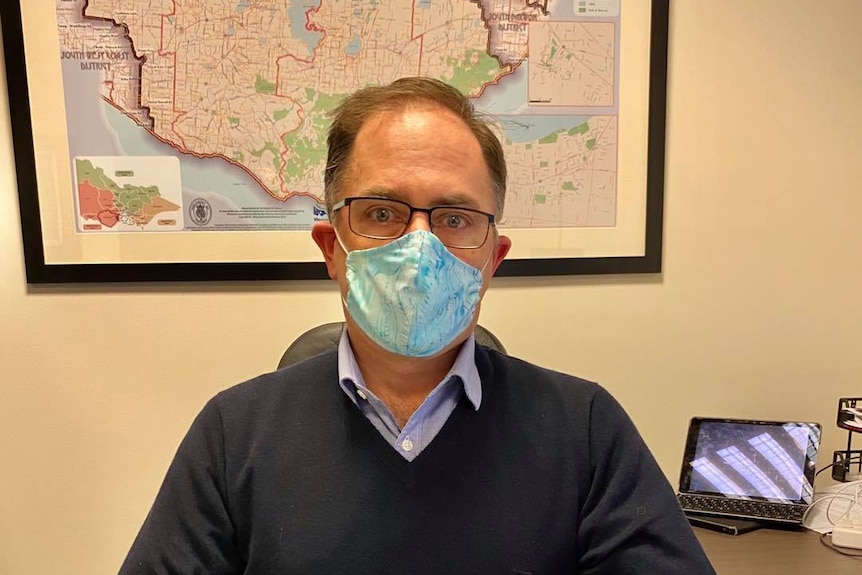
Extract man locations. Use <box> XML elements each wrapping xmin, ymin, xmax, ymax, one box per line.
<box><xmin>120</xmin><ymin>77</ymin><xmax>714</xmax><ymax>574</ymax></box>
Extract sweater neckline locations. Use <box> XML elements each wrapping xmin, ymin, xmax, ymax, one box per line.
<box><xmin>342</xmin><ymin>389</ymin><xmax>474</xmax><ymax>479</ymax></box>
<box><xmin>338</xmin><ymin>345</ymin><xmax>495</xmax><ymax>482</ymax></box>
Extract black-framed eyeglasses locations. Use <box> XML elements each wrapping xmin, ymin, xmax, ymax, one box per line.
<box><xmin>331</xmin><ymin>196</ymin><xmax>496</xmax><ymax>249</ymax></box>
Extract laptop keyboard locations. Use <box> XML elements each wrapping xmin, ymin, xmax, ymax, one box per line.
<box><xmin>677</xmin><ymin>493</ymin><xmax>806</xmax><ymax>523</ymax></box>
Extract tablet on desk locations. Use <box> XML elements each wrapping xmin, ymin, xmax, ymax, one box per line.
<box><xmin>676</xmin><ymin>417</ymin><xmax>822</xmax><ymax>526</ymax></box>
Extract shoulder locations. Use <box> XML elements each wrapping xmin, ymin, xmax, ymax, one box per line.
<box><xmin>477</xmin><ymin>345</ymin><xmax>606</xmax><ymax>402</ymax></box>
<box><xmin>203</xmin><ymin>350</ymin><xmax>341</xmax><ymax>433</ymax></box>
<box><xmin>219</xmin><ymin>348</ymin><xmax>337</xmax><ymax>397</ymax></box>
<box><xmin>476</xmin><ymin>346</ymin><xmax>628</xmax><ymax>427</ymax></box>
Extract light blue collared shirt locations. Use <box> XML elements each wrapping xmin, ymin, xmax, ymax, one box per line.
<box><xmin>337</xmin><ymin>329</ymin><xmax>482</xmax><ymax>461</ymax></box>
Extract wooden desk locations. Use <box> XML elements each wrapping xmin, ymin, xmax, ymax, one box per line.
<box><xmin>695</xmin><ymin>527</ymin><xmax>860</xmax><ymax>574</ymax></box>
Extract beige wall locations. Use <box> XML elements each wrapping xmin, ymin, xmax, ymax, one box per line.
<box><xmin>2</xmin><ymin>2</ymin><xmax>862</xmax><ymax>573</ymax></box>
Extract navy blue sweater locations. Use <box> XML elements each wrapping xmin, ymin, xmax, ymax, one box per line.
<box><xmin>120</xmin><ymin>347</ymin><xmax>714</xmax><ymax>574</ymax></box>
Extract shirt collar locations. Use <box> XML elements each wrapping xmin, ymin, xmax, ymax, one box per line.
<box><xmin>337</xmin><ymin>328</ymin><xmax>482</xmax><ymax>411</ymax></box>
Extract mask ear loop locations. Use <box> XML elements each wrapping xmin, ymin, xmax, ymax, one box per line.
<box><xmin>332</xmin><ymin>222</ymin><xmax>349</xmax><ymax>255</ymax></box>
<box><xmin>331</xmin><ymin>224</ymin><xmax>354</xmax><ymax>312</ymax></box>
<box><xmin>477</xmin><ymin>227</ymin><xmax>499</xmax><ymax>275</ymax></box>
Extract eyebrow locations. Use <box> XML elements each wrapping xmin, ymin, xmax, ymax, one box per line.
<box><xmin>359</xmin><ymin>186</ymin><xmax>484</xmax><ymax>209</ymax></box>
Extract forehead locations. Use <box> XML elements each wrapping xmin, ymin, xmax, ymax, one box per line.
<box><xmin>343</xmin><ymin>106</ymin><xmax>495</xmax><ymax>210</ymax></box>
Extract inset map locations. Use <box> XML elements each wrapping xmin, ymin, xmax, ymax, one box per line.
<box><xmin>528</xmin><ymin>21</ymin><xmax>616</xmax><ymax>107</ymax></box>
<box><xmin>75</xmin><ymin>156</ymin><xmax>182</xmax><ymax>231</ymax></box>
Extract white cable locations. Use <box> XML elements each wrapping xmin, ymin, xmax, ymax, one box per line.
<box><xmin>803</xmin><ymin>480</ymin><xmax>862</xmax><ymax>533</ymax></box>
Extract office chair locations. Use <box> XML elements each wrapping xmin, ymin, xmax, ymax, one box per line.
<box><xmin>277</xmin><ymin>321</ymin><xmax>506</xmax><ymax>369</ymax></box>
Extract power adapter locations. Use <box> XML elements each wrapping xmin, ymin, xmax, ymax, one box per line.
<box><xmin>832</xmin><ymin>524</ymin><xmax>862</xmax><ymax>550</ymax></box>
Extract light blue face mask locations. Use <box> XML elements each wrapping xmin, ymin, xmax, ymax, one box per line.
<box><xmin>342</xmin><ymin>230</ymin><xmax>485</xmax><ymax>357</ymax></box>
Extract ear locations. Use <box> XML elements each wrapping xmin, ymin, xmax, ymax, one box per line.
<box><xmin>489</xmin><ymin>234</ymin><xmax>512</xmax><ymax>276</ymax></box>
<box><xmin>311</xmin><ymin>222</ymin><xmax>341</xmax><ymax>280</ymax></box>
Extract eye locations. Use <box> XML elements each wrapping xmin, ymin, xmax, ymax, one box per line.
<box><xmin>444</xmin><ymin>213</ymin><xmax>466</xmax><ymax>229</ymax></box>
<box><xmin>356</xmin><ymin>200</ymin><xmax>408</xmax><ymax>227</ymax></box>
<box><xmin>433</xmin><ymin>209</ymin><xmax>474</xmax><ymax>230</ymax></box>
<box><xmin>371</xmin><ymin>207</ymin><xmax>393</xmax><ymax>223</ymax></box>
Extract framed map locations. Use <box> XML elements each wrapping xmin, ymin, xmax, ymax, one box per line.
<box><xmin>1</xmin><ymin>0</ymin><xmax>669</xmax><ymax>283</ymax></box>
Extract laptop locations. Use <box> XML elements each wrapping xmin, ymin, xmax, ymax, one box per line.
<box><xmin>676</xmin><ymin>417</ymin><xmax>821</xmax><ymax>526</ymax></box>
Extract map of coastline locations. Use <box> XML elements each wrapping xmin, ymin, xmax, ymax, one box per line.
<box><xmin>56</xmin><ymin>0</ymin><xmax>621</xmax><ymax>231</ymax></box>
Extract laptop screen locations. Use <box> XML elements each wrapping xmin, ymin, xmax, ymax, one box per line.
<box><xmin>678</xmin><ymin>418</ymin><xmax>821</xmax><ymax>505</ymax></box>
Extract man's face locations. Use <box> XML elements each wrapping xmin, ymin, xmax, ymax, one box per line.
<box><xmin>312</xmin><ymin>105</ymin><xmax>511</xmax><ymax>353</ymax></box>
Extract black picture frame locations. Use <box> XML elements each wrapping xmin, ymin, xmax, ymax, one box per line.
<box><xmin>1</xmin><ymin>0</ymin><xmax>668</xmax><ymax>283</ymax></box>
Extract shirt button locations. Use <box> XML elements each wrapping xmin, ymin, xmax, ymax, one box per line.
<box><xmin>401</xmin><ymin>438</ymin><xmax>414</xmax><ymax>452</ymax></box>
<box><xmin>356</xmin><ymin>389</ymin><xmax>367</xmax><ymax>400</ymax></box>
